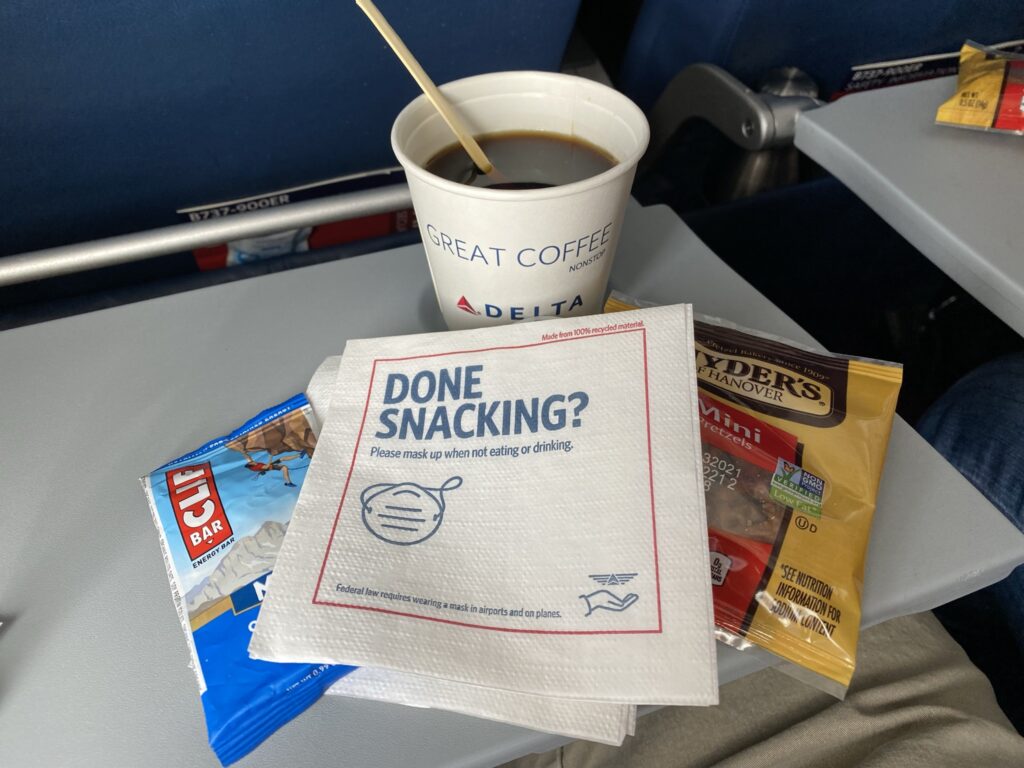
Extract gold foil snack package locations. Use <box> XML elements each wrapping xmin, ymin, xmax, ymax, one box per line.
<box><xmin>606</xmin><ymin>293</ymin><xmax>903</xmax><ymax>695</ymax></box>
<box><xmin>936</xmin><ymin>41</ymin><xmax>1024</xmax><ymax>135</ymax></box>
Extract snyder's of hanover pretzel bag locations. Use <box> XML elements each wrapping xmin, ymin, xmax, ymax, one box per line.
<box><xmin>607</xmin><ymin>294</ymin><xmax>902</xmax><ymax>694</ymax></box>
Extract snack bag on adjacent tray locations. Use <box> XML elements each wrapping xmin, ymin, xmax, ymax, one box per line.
<box><xmin>141</xmin><ymin>395</ymin><xmax>355</xmax><ymax>765</ymax></box>
<box><xmin>606</xmin><ymin>293</ymin><xmax>902</xmax><ymax>695</ymax></box>
<box><xmin>936</xmin><ymin>41</ymin><xmax>1024</xmax><ymax>135</ymax></box>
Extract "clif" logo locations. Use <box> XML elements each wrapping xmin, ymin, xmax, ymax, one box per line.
<box><xmin>166</xmin><ymin>463</ymin><xmax>233</xmax><ymax>560</ymax></box>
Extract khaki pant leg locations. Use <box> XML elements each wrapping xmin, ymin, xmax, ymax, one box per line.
<box><xmin>502</xmin><ymin>612</ymin><xmax>1024</xmax><ymax>768</ymax></box>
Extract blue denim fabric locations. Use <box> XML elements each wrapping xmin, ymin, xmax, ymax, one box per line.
<box><xmin>918</xmin><ymin>353</ymin><xmax>1024</xmax><ymax>648</ymax></box>
<box><xmin>918</xmin><ymin>353</ymin><xmax>1024</xmax><ymax>730</ymax></box>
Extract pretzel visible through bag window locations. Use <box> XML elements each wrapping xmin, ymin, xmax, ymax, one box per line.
<box><xmin>606</xmin><ymin>293</ymin><xmax>902</xmax><ymax>695</ymax></box>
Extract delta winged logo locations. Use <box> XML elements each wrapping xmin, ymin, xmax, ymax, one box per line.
<box><xmin>589</xmin><ymin>573</ymin><xmax>637</xmax><ymax>586</ymax></box>
<box><xmin>581</xmin><ymin>573</ymin><xmax>639</xmax><ymax>616</ymax></box>
<box><xmin>456</xmin><ymin>296</ymin><xmax>480</xmax><ymax>315</ymax></box>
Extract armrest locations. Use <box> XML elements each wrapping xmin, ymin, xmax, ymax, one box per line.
<box><xmin>642</xmin><ymin>63</ymin><xmax>821</xmax><ymax>170</ymax></box>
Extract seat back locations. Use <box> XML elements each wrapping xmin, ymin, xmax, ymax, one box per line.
<box><xmin>0</xmin><ymin>1</ymin><xmax>580</xmax><ymax>256</ymax></box>
<box><xmin>618</xmin><ymin>0</ymin><xmax>1024</xmax><ymax>109</ymax></box>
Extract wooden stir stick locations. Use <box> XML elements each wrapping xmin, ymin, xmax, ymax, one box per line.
<box><xmin>355</xmin><ymin>0</ymin><xmax>495</xmax><ymax>175</ymax></box>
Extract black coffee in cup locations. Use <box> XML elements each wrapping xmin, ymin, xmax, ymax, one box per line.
<box><xmin>424</xmin><ymin>131</ymin><xmax>617</xmax><ymax>190</ymax></box>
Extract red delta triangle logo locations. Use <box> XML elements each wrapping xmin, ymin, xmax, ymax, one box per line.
<box><xmin>456</xmin><ymin>296</ymin><xmax>480</xmax><ymax>315</ymax></box>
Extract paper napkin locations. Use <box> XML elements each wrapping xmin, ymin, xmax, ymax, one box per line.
<box><xmin>251</xmin><ymin>305</ymin><xmax>717</xmax><ymax>705</ymax></box>
<box><xmin>309</xmin><ymin>357</ymin><xmax>634</xmax><ymax>743</ymax></box>
<box><xmin>329</xmin><ymin>668</ymin><xmax>634</xmax><ymax>744</ymax></box>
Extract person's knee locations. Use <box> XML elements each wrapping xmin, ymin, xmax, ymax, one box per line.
<box><xmin>918</xmin><ymin>352</ymin><xmax>1024</xmax><ymax>523</ymax></box>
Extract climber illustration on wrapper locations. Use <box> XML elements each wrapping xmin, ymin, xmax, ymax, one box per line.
<box><xmin>227</xmin><ymin>405</ymin><xmax>317</xmax><ymax>487</ymax></box>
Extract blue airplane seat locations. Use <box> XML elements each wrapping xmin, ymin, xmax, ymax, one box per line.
<box><xmin>0</xmin><ymin>1</ymin><xmax>581</xmax><ymax>258</ymax></box>
<box><xmin>618</xmin><ymin>0</ymin><xmax>1024</xmax><ymax>111</ymax></box>
<box><xmin>618</xmin><ymin>0</ymin><xmax>1024</xmax><ymax>369</ymax></box>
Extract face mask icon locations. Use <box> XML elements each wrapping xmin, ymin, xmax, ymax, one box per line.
<box><xmin>360</xmin><ymin>476</ymin><xmax>463</xmax><ymax>545</ymax></box>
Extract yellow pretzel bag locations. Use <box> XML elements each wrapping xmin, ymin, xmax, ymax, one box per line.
<box><xmin>606</xmin><ymin>293</ymin><xmax>902</xmax><ymax>694</ymax></box>
<box><xmin>936</xmin><ymin>41</ymin><xmax>1024</xmax><ymax>135</ymax></box>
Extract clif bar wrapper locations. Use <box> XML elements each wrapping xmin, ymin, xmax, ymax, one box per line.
<box><xmin>140</xmin><ymin>395</ymin><xmax>355</xmax><ymax>765</ymax></box>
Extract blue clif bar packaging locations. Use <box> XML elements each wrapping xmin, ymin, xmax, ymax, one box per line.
<box><xmin>141</xmin><ymin>394</ymin><xmax>354</xmax><ymax>765</ymax></box>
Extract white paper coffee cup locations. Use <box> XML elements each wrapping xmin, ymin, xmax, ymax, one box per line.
<box><xmin>392</xmin><ymin>71</ymin><xmax>649</xmax><ymax>330</ymax></box>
